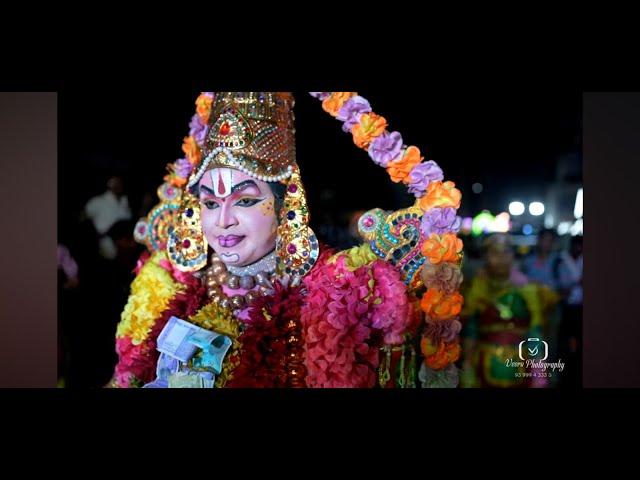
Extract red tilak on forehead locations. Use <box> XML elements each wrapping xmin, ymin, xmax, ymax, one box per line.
<box><xmin>218</xmin><ymin>171</ymin><xmax>226</xmax><ymax>195</ymax></box>
<box><xmin>211</xmin><ymin>168</ymin><xmax>233</xmax><ymax>198</ymax></box>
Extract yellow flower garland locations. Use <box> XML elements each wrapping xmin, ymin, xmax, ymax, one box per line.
<box><xmin>116</xmin><ymin>251</ymin><xmax>183</xmax><ymax>345</ymax></box>
<box><xmin>187</xmin><ymin>301</ymin><xmax>242</xmax><ymax>387</ymax></box>
<box><xmin>328</xmin><ymin>243</ymin><xmax>379</xmax><ymax>271</ymax></box>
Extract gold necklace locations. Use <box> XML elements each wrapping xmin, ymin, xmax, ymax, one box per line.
<box><xmin>204</xmin><ymin>254</ymin><xmax>277</xmax><ymax>310</ymax></box>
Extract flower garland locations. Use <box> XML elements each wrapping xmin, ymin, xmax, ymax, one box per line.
<box><xmin>187</xmin><ymin>301</ymin><xmax>242</xmax><ymax>387</ymax></box>
<box><xmin>310</xmin><ymin>92</ymin><xmax>465</xmax><ymax>387</ymax></box>
<box><xmin>164</xmin><ymin>92</ymin><xmax>214</xmax><ymax>188</ymax></box>
<box><xmin>226</xmin><ymin>282</ymin><xmax>306</xmax><ymax>388</ymax></box>
<box><xmin>113</xmin><ymin>250</ymin><xmax>205</xmax><ymax>387</ymax></box>
<box><xmin>300</xmin><ymin>244</ymin><xmax>411</xmax><ymax>387</ymax></box>
<box><xmin>115</xmin><ymin>91</ymin><xmax>216</xmax><ymax>387</ymax></box>
<box><xmin>115</xmin><ymin>251</ymin><xmax>183</xmax><ymax>344</ymax></box>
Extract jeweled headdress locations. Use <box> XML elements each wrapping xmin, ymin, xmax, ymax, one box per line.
<box><xmin>188</xmin><ymin>92</ymin><xmax>296</xmax><ymax>186</ymax></box>
<box><xmin>135</xmin><ymin>92</ymin><xmax>318</xmax><ymax>276</ymax></box>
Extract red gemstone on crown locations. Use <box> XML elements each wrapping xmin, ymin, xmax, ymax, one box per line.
<box><xmin>182</xmin><ymin>239</ymin><xmax>191</xmax><ymax>248</ymax></box>
<box><xmin>219</xmin><ymin>122</ymin><xmax>231</xmax><ymax>136</ymax></box>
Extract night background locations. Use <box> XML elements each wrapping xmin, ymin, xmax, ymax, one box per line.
<box><xmin>57</xmin><ymin>88</ymin><xmax>582</xmax><ymax>387</ymax></box>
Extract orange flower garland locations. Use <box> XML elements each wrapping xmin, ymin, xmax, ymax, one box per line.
<box><xmin>386</xmin><ymin>146</ymin><xmax>423</xmax><ymax>183</ymax></box>
<box><xmin>351</xmin><ymin>113</ymin><xmax>388</xmax><ymax>149</ymax></box>
<box><xmin>417</xmin><ymin>181</ymin><xmax>462</xmax><ymax>211</ymax></box>
<box><xmin>420</xmin><ymin>288</ymin><xmax>464</xmax><ymax>321</ymax></box>
<box><xmin>421</xmin><ymin>233</ymin><xmax>463</xmax><ymax>265</ymax></box>
<box><xmin>322</xmin><ymin>92</ymin><xmax>355</xmax><ymax>117</ymax></box>
<box><xmin>421</xmin><ymin>337</ymin><xmax>461</xmax><ymax>370</ymax></box>
<box><xmin>195</xmin><ymin>93</ymin><xmax>213</xmax><ymax>123</ymax></box>
<box><xmin>182</xmin><ymin>136</ymin><xmax>202</xmax><ymax>166</ymax></box>
<box><xmin>311</xmin><ymin>91</ymin><xmax>468</xmax><ymax>383</ymax></box>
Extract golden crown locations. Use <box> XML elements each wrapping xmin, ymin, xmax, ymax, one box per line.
<box><xmin>188</xmin><ymin>92</ymin><xmax>296</xmax><ymax>187</ymax></box>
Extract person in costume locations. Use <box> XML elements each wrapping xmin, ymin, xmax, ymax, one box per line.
<box><xmin>460</xmin><ymin>233</ymin><xmax>559</xmax><ymax>388</ymax></box>
<box><xmin>109</xmin><ymin>92</ymin><xmax>465</xmax><ymax>388</ymax></box>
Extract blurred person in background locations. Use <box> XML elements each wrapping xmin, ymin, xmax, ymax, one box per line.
<box><xmin>556</xmin><ymin>235</ymin><xmax>583</xmax><ymax>387</ymax></box>
<box><xmin>521</xmin><ymin>228</ymin><xmax>562</xmax><ymax>375</ymax></box>
<box><xmin>84</xmin><ymin>175</ymin><xmax>132</xmax><ymax>260</ymax></box>
<box><xmin>459</xmin><ymin>234</ymin><xmax>483</xmax><ymax>299</ymax></box>
<box><xmin>460</xmin><ymin>233</ymin><xmax>559</xmax><ymax>388</ymax></box>
<box><xmin>521</xmin><ymin>228</ymin><xmax>560</xmax><ymax>289</ymax></box>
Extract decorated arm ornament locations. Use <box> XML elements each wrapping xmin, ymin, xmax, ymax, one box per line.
<box><xmin>310</xmin><ymin>92</ymin><xmax>464</xmax><ymax>388</ymax></box>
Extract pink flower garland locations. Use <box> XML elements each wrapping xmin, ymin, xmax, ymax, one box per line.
<box><xmin>301</xmin><ymin>249</ymin><xmax>410</xmax><ymax>388</ymax></box>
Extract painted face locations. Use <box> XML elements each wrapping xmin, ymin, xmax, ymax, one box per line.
<box><xmin>486</xmin><ymin>242</ymin><xmax>514</xmax><ymax>279</ymax></box>
<box><xmin>198</xmin><ymin>167</ymin><xmax>277</xmax><ymax>267</ymax></box>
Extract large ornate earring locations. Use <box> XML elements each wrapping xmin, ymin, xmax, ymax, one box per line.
<box><xmin>167</xmin><ymin>191</ymin><xmax>208</xmax><ymax>272</ymax></box>
<box><xmin>276</xmin><ymin>165</ymin><xmax>319</xmax><ymax>277</ymax></box>
<box><xmin>134</xmin><ymin>182</ymin><xmax>182</xmax><ymax>253</ymax></box>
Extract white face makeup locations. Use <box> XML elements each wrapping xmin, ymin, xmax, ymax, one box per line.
<box><xmin>198</xmin><ymin>167</ymin><xmax>278</xmax><ymax>267</ymax></box>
